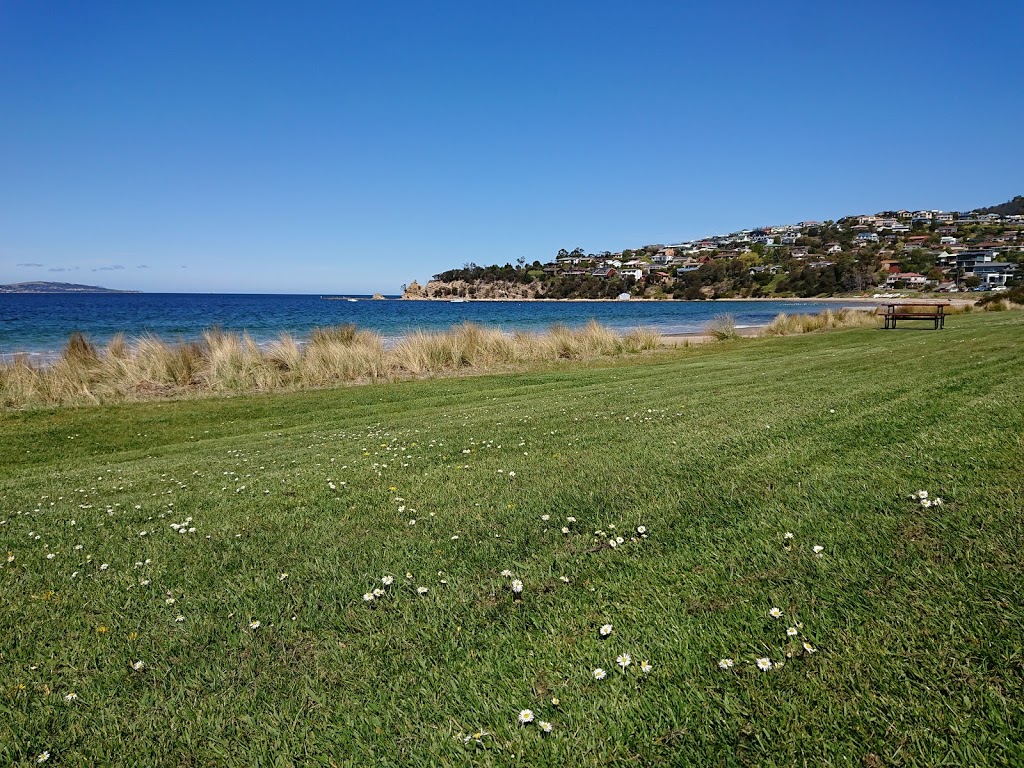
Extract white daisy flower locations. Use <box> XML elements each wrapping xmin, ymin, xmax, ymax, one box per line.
<box><xmin>381</xmin><ymin>576</ymin><xmax>394</xmax><ymax>586</ymax></box>
<box><xmin>787</xmin><ymin>627</ymin><xmax>798</xmax><ymax>637</ymax></box>
<box><xmin>517</xmin><ymin>709</ymin><xmax>534</xmax><ymax>724</ymax></box>
<box><xmin>756</xmin><ymin>657</ymin><xmax>773</xmax><ymax>671</ymax></box>
<box><xmin>616</xmin><ymin>653</ymin><xmax>632</xmax><ymax>669</ymax></box>
<box><xmin>803</xmin><ymin>642</ymin><xmax>816</xmax><ymax>653</ymax></box>
<box><xmin>248</xmin><ymin>620</ymin><xmax>261</xmax><ymax>630</ymax></box>
<box><xmin>130</xmin><ymin>660</ymin><xmax>146</xmax><ymax>671</ymax></box>
<box><xmin>417</xmin><ymin>586</ymin><xmax>428</xmax><ymax>594</ymax></box>
<box><xmin>561</xmin><ymin>526</ymin><xmax>570</xmax><ymax>534</ymax></box>
<box><xmin>592</xmin><ymin>668</ymin><xmax>607</xmax><ymax>680</ymax></box>
<box><xmin>769</xmin><ymin>607</ymin><xmax>783</xmax><ymax>619</ymax></box>
<box><xmin>539</xmin><ymin>721</ymin><xmax>553</xmax><ymax>733</ymax></box>
<box><xmin>566</xmin><ymin>516</ymin><xmax>576</xmax><ymax>523</ymax></box>
<box><xmin>175</xmin><ymin>615</ymin><xmax>185</xmax><ymax>622</ymax></box>
<box><xmin>541</xmin><ymin>514</ymin><xmax>550</xmax><ymax>521</ymax></box>
<box><xmin>500</xmin><ymin>569</ymin><xmax>513</xmax><ymax>578</ymax></box>
<box><xmin>599</xmin><ymin>624</ymin><xmax>613</xmax><ymax>637</ymax></box>
<box><xmin>718</xmin><ymin>658</ymin><xmax>735</xmax><ymax>670</ymax></box>
<box><xmin>608</xmin><ymin>539</ymin><xmax>617</xmax><ymax>548</ymax></box>
<box><xmin>37</xmin><ymin>752</ymin><xmax>51</xmax><ymax>763</ymax></box>
<box><xmin>636</xmin><ymin>526</ymin><xmax>646</xmax><ymax>534</ymax></box>
<box><xmin>640</xmin><ymin>660</ymin><xmax>652</xmax><ymax>674</ymax></box>
<box><xmin>813</xmin><ymin>545</ymin><xmax>824</xmax><ymax>556</ymax></box>
<box><xmin>783</xmin><ymin>532</ymin><xmax>794</xmax><ymax>540</ymax></box>
<box><xmin>63</xmin><ymin>692</ymin><xmax>78</xmax><ymax>701</ymax></box>
<box><xmin>363</xmin><ymin>593</ymin><xmax>375</xmax><ymax>602</ymax></box>
<box><xmin>916</xmin><ymin>490</ymin><xmax>928</xmax><ymax>499</ymax></box>
<box><xmin>511</xmin><ymin>580</ymin><xmax>523</xmax><ymax>594</ymax></box>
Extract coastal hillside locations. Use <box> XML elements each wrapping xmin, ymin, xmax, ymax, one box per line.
<box><xmin>407</xmin><ymin>196</ymin><xmax>1023</xmax><ymax>300</ymax></box>
<box><xmin>0</xmin><ymin>281</ymin><xmax>136</xmax><ymax>294</ymax></box>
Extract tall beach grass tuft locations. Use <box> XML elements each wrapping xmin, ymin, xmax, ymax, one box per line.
<box><xmin>0</xmin><ymin>321</ymin><xmax>664</xmax><ymax>407</ymax></box>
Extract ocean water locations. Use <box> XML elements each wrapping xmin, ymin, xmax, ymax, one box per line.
<box><xmin>0</xmin><ymin>293</ymin><xmax>870</xmax><ymax>361</ymax></box>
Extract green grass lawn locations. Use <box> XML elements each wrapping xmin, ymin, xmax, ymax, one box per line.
<box><xmin>2</xmin><ymin>312</ymin><xmax>1023</xmax><ymax>766</ymax></box>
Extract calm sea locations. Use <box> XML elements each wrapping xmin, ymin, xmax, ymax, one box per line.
<box><xmin>0</xmin><ymin>293</ymin><xmax>870</xmax><ymax>361</ymax></box>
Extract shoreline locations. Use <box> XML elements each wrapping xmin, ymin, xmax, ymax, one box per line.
<box><xmin>400</xmin><ymin>295</ymin><xmax>976</xmax><ymax>305</ymax></box>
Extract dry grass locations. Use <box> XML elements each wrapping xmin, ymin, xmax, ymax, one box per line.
<box><xmin>0</xmin><ymin>322</ymin><xmax>664</xmax><ymax>408</ymax></box>
<box><xmin>763</xmin><ymin>308</ymin><xmax>881</xmax><ymax>336</ymax></box>
<box><xmin>980</xmin><ymin>298</ymin><xmax>1024</xmax><ymax>312</ymax></box>
<box><xmin>704</xmin><ymin>314</ymin><xmax>740</xmax><ymax>340</ymax></box>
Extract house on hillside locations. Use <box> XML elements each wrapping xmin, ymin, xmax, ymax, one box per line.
<box><xmin>886</xmin><ymin>272</ymin><xmax>928</xmax><ymax>288</ymax></box>
<box><xmin>971</xmin><ymin>262</ymin><xmax>1016</xmax><ymax>287</ymax></box>
<box><xmin>825</xmin><ymin>243</ymin><xmax>843</xmax><ymax>255</ymax></box>
<box><xmin>856</xmin><ymin>232</ymin><xmax>880</xmax><ymax>243</ymax></box>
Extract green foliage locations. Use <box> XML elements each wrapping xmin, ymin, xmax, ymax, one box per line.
<box><xmin>974</xmin><ymin>194</ymin><xmax>1024</xmax><ymax>217</ymax></box>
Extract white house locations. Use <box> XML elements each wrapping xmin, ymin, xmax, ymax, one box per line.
<box><xmin>886</xmin><ymin>272</ymin><xmax>928</xmax><ymax>287</ymax></box>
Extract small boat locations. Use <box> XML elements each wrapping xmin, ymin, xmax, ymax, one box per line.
<box><xmin>450</xmin><ymin>298</ymin><xmax>467</xmax><ymax>303</ymax></box>
<box><xmin>347</xmin><ymin>298</ymin><xmax>358</xmax><ymax>302</ymax></box>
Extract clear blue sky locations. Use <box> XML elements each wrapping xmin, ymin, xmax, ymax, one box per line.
<box><xmin>2</xmin><ymin>1</ymin><xmax>1022</xmax><ymax>294</ymax></box>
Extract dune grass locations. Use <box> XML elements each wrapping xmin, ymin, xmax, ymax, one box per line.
<box><xmin>0</xmin><ymin>321</ymin><xmax>663</xmax><ymax>408</ymax></box>
<box><xmin>1</xmin><ymin>312</ymin><xmax>1023</xmax><ymax>765</ymax></box>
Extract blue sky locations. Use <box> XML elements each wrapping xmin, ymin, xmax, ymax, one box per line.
<box><xmin>2</xmin><ymin>1</ymin><xmax>1022</xmax><ymax>294</ymax></box>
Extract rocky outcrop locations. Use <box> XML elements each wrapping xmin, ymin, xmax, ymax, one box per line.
<box><xmin>402</xmin><ymin>279</ymin><xmax>545</xmax><ymax>300</ymax></box>
<box><xmin>401</xmin><ymin>280</ymin><xmax>426</xmax><ymax>299</ymax></box>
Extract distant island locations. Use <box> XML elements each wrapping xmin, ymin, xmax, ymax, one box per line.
<box><xmin>0</xmin><ymin>281</ymin><xmax>139</xmax><ymax>294</ymax></box>
<box><xmin>405</xmin><ymin>195</ymin><xmax>1023</xmax><ymax>300</ymax></box>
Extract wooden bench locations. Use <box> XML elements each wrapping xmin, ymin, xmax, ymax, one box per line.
<box><xmin>879</xmin><ymin>302</ymin><xmax>949</xmax><ymax>330</ymax></box>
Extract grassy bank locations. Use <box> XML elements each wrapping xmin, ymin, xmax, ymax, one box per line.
<box><xmin>2</xmin><ymin>312</ymin><xmax>1023</xmax><ymax>765</ymax></box>
<box><xmin>0</xmin><ymin>322</ymin><xmax>661</xmax><ymax>409</ymax></box>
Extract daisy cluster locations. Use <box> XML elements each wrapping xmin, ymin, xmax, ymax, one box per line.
<box><xmin>718</xmin><ymin>532</ymin><xmax>824</xmax><ymax>673</ymax></box>
<box><xmin>590</xmin><ymin>624</ymin><xmax>653</xmax><ymax>680</ymax></box>
<box><xmin>361</xmin><ymin>573</ymin><xmax>442</xmax><ymax>604</ymax></box>
<box><xmin>515</xmin><ymin>708</ymin><xmax>554</xmax><ymax>734</ymax></box>
<box><xmin>912</xmin><ymin>489</ymin><xmax>944</xmax><ymax>508</ymax></box>
<box><xmin>591</xmin><ymin>525</ymin><xmax>649</xmax><ymax>550</ymax></box>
